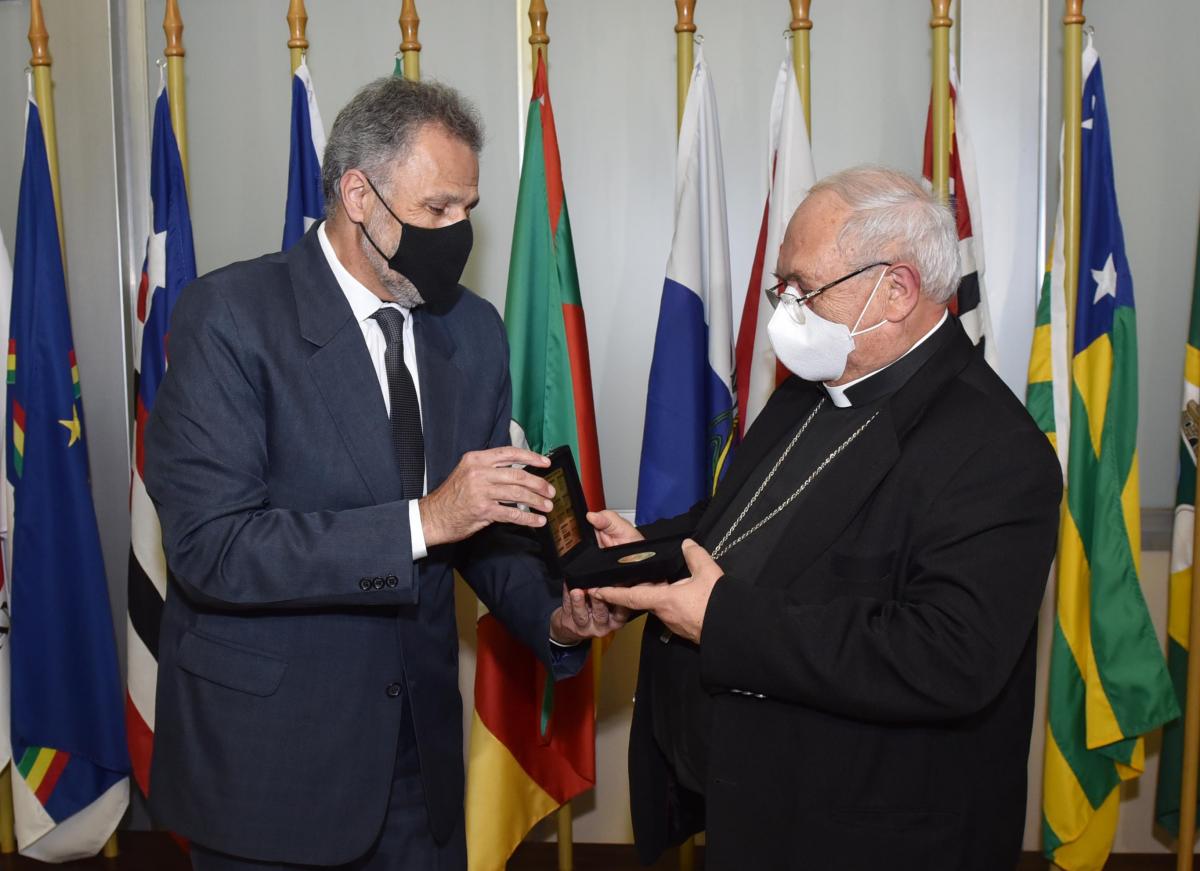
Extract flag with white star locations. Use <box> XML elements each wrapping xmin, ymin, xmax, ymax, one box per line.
<box><xmin>6</xmin><ymin>75</ymin><xmax>129</xmax><ymax>862</ymax></box>
<box><xmin>127</xmin><ymin>74</ymin><xmax>196</xmax><ymax>803</ymax></box>
<box><xmin>1027</xmin><ymin>35</ymin><xmax>1178</xmax><ymax>871</ymax></box>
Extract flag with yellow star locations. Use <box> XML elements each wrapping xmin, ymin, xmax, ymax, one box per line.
<box><xmin>5</xmin><ymin>81</ymin><xmax>129</xmax><ymax>861</ymax></box>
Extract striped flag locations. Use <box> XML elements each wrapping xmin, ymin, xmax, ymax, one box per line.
<box><xmin>922</xmin><ymin>54</ymin><xmax>996</xmax><ymax>367</ymax></box>
<box><xmin>464</xmin><ymin>53</ymin><xmax>601</xmax><ymax>870</ymax></box>
<box><xmin>126</xmin><ymin>78</ymin><xmax>196</xmax><ymax>801</ymax></box>
<box><xmin>8</xmin><ymin>77</ymin><xmax>129</xmax><ymax>862</ymax></box>
<box><xmin>1027</xmin><ymin>37</ymin><xmax>1178</xmax><ymax>871</ymax></box>
<box><xmin>637</xmin><ymin>46</ymin><xmax>736</xmax><ymax>524</ymax></box>
<box><xmin>735</xmin><ymin>40</ymin><xmax>815</xmax><ymax>438</ymax></box>
<box><xmin>1154</xmin><ymin>222</ymin><xmax>1200</xmax><ymax>837</ymax></box>
<box><xmin>282</xmin><ymin>57</ymin><xmax>325</xmax><ymax>250</ymax></box>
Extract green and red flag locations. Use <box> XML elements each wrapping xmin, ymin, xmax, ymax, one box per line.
<box><xmin>464</xmin><ymin>53</ymin><xmax>603</xmax><ymax>870</ymax></box>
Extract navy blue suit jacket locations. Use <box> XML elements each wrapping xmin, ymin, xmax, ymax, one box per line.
<box><xmin>144</xmin><ymin>225</ymin><xmax>579</xmax><ymax>864</ymax></box>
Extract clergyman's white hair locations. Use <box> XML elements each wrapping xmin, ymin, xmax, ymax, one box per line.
<box><xmin>809</xmin><ymin>165</ymin><xmax>961</xmax><ymax>304</ymax></box>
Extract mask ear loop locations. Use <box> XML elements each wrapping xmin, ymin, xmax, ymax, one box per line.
<box><xmin>849</xmin><ymin>266</ymin><xmax>891</xmax><ymax>337</ymax></box>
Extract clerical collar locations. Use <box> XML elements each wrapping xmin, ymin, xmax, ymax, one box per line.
<box><xmin>824</xmin><ymin>310</ymin><xmax>951</xmax><ymax>408</ymax></box>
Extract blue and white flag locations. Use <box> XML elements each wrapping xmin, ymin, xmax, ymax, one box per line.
<box><xmin>127</xmin><ymin>75</ymin><xmax>196</xmax><ymax>799</ymax></box>
<box><xmin>283</xmin><ymin>57</ymin><xmax>326</xmax><ymax>250</ymax></box>
<box><xmin>8</xmin><ymin>75</ymin><xmax>129</xmax><ymax>862</ymax></box>
<box><xmin>636</xmin><ymin>46</ymin><xmax>736</xmax><ymax>525</ymax></box>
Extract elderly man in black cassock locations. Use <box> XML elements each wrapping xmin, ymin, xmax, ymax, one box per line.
<box><xmin>591</xmin><ymin>165</ymin><xmax>1061</xmax><ymax>871</ymax></box>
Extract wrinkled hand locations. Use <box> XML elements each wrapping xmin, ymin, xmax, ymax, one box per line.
<box><xmin>586</xmin><ymin>510</ymin><xmax>644</xmax><ymax>548</ymax></box>
<box><xmin>419</xmin><ymin>447</ymin><xmax>554</xmax><ymax>547</ymax></box>
<box><xmin>589</xmin><ymin>540</ymin><xmax>722</xmax><ymax>643</ymax></box>
<box><xmin>550</xmin><ymin>584</ymin><xmax>632</xmax><ymax>644</ymax></box>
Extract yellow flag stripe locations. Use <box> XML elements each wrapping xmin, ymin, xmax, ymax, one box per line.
<box><xmin>1072</xmin><ymin>336</ymin><xmax>1113</xmax><ymax>465</ymax></box>
<box><xmin>1169</xmin><ymin>568</ymin><xmax>1191</xmax><ymax>649</ymax></box>
<box><xmin>1049</xmin><ymin>785</ymin><xmax>1122</xmax><ymax>871</ymax></box>
<box><xmin>465</xmin><ymin>711</ymin><xmax>560</xmax><ymax>871</ymax></box>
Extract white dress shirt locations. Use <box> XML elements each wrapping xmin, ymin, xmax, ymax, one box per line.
<box><xmin>824</xmin><ymin>310</ymin><xmax>949</xmax><ymax>408</ymax></box>
<box><xmin>318</xmin><ymin>223</ymin><xmax>428</xmax><ymax>560</ymax></box>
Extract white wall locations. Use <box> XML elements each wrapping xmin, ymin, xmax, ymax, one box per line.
<box><xmin>1</xmin><ymin>0</ymin><xmax>1199</xmax><ymax>855</ymax></box>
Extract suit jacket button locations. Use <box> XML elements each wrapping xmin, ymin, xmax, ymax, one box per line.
<box><xmin>386</xmin><ymin>683</ymin><xmax>402</xmax><ymax>698</ymax></box>
<box><xmin>386</xmin><ymin>574</ymin><xmax>399</xmax><ymax>588</ymax></box>
<box><xmin>359</xmin><ymin>577</ymin><xmax>372</xmax><ymax>592</ymax></box>
<box><xmin>373</xmin><ymin>576</ymin><xmax>385</xmax><ymax>590</ymax></box>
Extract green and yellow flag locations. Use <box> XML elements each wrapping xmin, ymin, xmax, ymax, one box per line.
<box><xmin>1153</xmin><ymin>223</ymin><xmax>1200</xmax><ymax>838</ymax></box>
<box><xmin>1028</xmin><ymin>38</ymin><xmax>1179</xmax><ymax>871</ymax></box>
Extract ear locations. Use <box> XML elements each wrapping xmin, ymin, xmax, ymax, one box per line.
<box><xmin>339</xmin><ymin>169</ymin><xmax>371</xmax><ymax>225</ymax></box>
<box><xmin>882</xmin><ymin>262</ymin><xmax>922</xmax><ymax>321</ymax></box>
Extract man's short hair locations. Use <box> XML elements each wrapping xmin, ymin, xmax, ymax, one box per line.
<box><xmin>809</xmin><ymin>166</ymin><xmax>961</xmax><ymax>304</ymax></box>
<box><xmin>321</xmin><ymin>76</ymin><xmax>484</xmax><ymax>216</ymax></box>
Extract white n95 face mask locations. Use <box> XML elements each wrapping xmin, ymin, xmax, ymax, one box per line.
<box><xmin>767</xmin><ymin>267</ymin><xmax>890</xmax><ymax>383</ymax></box>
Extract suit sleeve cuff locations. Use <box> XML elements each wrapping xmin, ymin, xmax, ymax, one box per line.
<box><xmin>409</xmin><ymin>499</ymin><xmax>428</xmax><ymax>561</ymax></box>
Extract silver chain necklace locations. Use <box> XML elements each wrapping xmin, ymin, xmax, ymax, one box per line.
<box><xmin>710</xmin><ymin>398</ymin><xmax>880</xmax><ymax>560</ymax></box>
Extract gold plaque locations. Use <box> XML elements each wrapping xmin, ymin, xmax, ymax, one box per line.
<box><xmin>544</xmin><ymin>467</ymin><xmax>582</xmax><ymax>557</ymax></box>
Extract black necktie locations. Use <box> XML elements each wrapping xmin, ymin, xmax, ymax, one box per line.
<box><xmin>371</xmin><ymin>307</ymin><xmax>424</xmax><ymax>497</ymax></box>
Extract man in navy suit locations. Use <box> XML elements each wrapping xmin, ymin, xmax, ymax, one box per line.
<box><xmin>144</xmin><ymin>76</ymin><xmax>625</xmax><ymax>870</ymax></box>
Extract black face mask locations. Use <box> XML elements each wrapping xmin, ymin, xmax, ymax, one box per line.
<box><xmin>359</xmin><ymin>175</ymin><xmax>473</xmax><ymax>311</ymax></box>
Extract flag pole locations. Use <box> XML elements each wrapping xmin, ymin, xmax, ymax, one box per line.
<box><xmin>399</xmin><ymin>0</ymin><xmax>421</xmax><ymax>82</ymax></box>
<box><xmin>1180</xmin><ymin>403</ymin><xmax>1200</xmax><ymax>869</ymax></box>
<box><xmin>29</xmin><ymin>3</ymin><xmax>121</xmax><ymax>860</ymax></box>
<box><xmin>164</xmin><ymin>0</ymin><xmax>189</xmax><ymax>188</ymax></box>
<box><xmin>788</xmin><ymin>0</ymin><xmax>812</xmax><ymax>138</ymax></box>
<box><xmin>287</xmin><ymin>0</ymin><xmax>309</xmax><ymax>76</ymax></box>
<box><xmin>1061</xmin><ymin>0</ymin><xmax>1083</xmax><ymax>377</ymax></box>
<box><xmin>27</xmin><ymin>0</ymin><xmax>64</xmax><ymax>261</ymax></box>
<box><xmin>928</xmin><ymin>0</ymin><xmax>951</xmax><ymax>204</ymax></box>
<box><xmin>675</xmin><ymin>0</ymin><xmax>697</xmax><ymax>133</ymax></box>
<box><xmin>0</xmin><ymin>11</ymin><xmax>41</xmax><ymax>844</ymax></box>
<box><xmin>527</xmin><ymin>7</ymin><xmax>569</xmax><ymax>866</ymax></box>
<box><xmin>674</xmin><ymin>13</ymin><xmax>698</xmax><ymax>871</ymax></box>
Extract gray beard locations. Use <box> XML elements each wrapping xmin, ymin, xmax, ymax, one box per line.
<box><xmin>359</xmin><ymin>217</ymin><xmax>425</xmax><ymax>308</ymax></box>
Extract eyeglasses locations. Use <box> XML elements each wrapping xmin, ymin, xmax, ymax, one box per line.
<box><xmin>765</xmin><ymin>261</ymin><xmax>893</xmax><ymax>319</ymax></box>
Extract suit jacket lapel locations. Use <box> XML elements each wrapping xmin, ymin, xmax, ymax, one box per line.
<box><xmin>289</xmin><ymin>225</ymin><xmax>403</xmax><ymax>505</ymax></box>
<box><xmin>413</xmin><ymin>309</ymin><xmax>461</xmax><ymax>489</ymax></box>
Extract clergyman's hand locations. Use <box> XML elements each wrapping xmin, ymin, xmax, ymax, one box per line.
<box><xmin>586</xmin><ymin>510</ymin><xmax>644</xmax><ymax>548</ymax></box>
<box><xmin>550</xmin><ymin>583</ymin><xmax>632</xmax><ymax>644</ymax></box>
<box><xmin>589</xmin><ymin>540</ymin><xmax>722</xmax><ymax>644</ymax></box>
<box><xmin>419</xmin><ymin>447</ymin><xmax>554</xmax><ymax>547</ymax></box>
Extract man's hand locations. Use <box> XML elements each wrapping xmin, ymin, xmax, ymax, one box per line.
<box><xmin>419</xmin><ymin>447</ymin><xmax>555</xmax><ymax>548</ymax></box>
<box><xmin>550</xmin><ymin>584</ymin><xmax>631</xmax><ymax>644</ymax></box>
<box><xmin>586</xmin><ymin>510</ymin><xmax>644</xmax><ymax>548</ymax></box>
<box><xmin>589</xmin><ymin>540</ymin><xmax>723</xmax><ymax>643</ymax></box>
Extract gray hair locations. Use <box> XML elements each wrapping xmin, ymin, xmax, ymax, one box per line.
<box><xmin>322</xmin><ymin>76</ymin><xmax>484</xmax><ymax>215</ymax></box>
<box><xmin>809</xmin><ymin>166</ymin><xmax>961</xmax><ymax>304</ymax></box>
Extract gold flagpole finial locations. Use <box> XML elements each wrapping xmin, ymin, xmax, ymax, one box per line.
<box><xmin>789</xmin><ymin>0</ymin><xmax>813</xmax><ymax>135</ymax></box>
<box><xmin>399</xmin><ymin>0</ymin><xmax>421</xmax><ymax>81</ymax></box>
<box><xmin>163</xmin><ymin>0</ymin><xmax>189</xmax><ymax>185</ymax></box>
<box><xmin>930</xmin><ymin>0</ymin><xmax>952</xmax><ymax>29</ymax></box>
<box><xmin>1063</xmin><ymin>0</ymin><xmax>1085</xmax><ymax>25</ymax></box>
<box><xmin>529</xmin><ymin>0</ymin><xmax>548</xmax><ymax>75</ymax></box>
<box><xmin>28</xmin><ymin>0</ymin><xmax>51</xmax><ymax>67</ymax></box>
<box><xmin>164</xmin><ymin>0</ymin><xmax>185</xmax><ymax>58</ymax></box>
<box><xmin>789</xmin><ymin>0</ymin><xmax>812</xmax><ymax>31</ymax></box>
<box><xmin>287</xmin><ymin>0</ymin><xmax>309</xmax><ymax>74</ymax></box>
